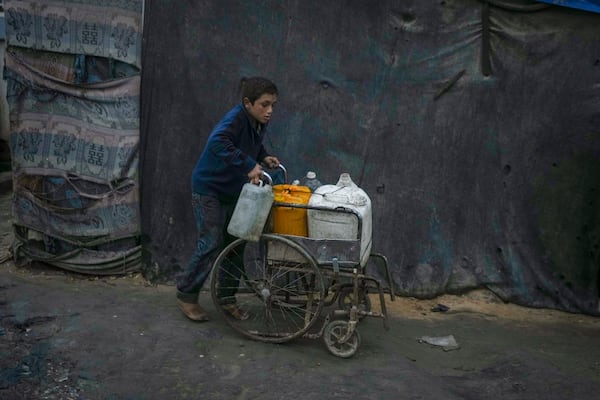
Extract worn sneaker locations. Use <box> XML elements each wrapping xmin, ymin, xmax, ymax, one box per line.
<box><xmin>222</xmin><ymin>304</ymin><xmax>250</xmax><ymax>321</ymax></box>
<box><xmin>177</xmin><ymin>299</ymin><xmax>209</xmax><ymax>322</ymax></box>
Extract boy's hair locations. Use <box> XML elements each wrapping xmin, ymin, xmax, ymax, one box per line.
<box><xmin>240</xmin><ymin>77</ymin><xmax>278</xmax><ymax>104</ymax></box>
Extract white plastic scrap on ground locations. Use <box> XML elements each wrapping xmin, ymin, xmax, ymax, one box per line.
<box><xmin>418</xmin><ymin>335</ymin><xmax>460</xmax><ymax>351</ymax></box>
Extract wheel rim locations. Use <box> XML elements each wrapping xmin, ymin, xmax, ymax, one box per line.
<box><xmin>211</xmin><ymin>234</ymin><xmax>325</xmax><ymax>343</ymax></box>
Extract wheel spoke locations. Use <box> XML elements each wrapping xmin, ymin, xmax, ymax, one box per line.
<box><xmin>211</xmin><ymin>234</ymin><xmax>324</xmax><ymax>343</ymax></box>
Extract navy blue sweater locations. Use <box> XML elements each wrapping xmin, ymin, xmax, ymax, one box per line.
<box><xmin>191</xmin><ymin>104</ymin><xmax>270</xmax><ymax>200</ymax></box>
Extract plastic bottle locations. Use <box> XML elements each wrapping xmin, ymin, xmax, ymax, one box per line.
<box><xmin>301</xmin><ymin>171</ymin><xmax>322</xmax><ymax>192</ymax></box>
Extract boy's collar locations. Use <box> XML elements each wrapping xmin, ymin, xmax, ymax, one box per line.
<box><xmin>241</xmin><ymin>103</ymin><xmax>263</xmax><ymax>133</ymax></box>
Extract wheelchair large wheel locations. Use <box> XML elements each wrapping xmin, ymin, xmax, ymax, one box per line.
<box><xmin>211</xmin><ymin>234</ymin><xmax>325</xmax><ymax>343</ymax></box>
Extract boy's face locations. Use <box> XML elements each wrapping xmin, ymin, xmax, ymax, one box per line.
<box><xmin>244</xmin><ymin>93</ymin><xmax>277</xmax><ymax>125</ymax></box>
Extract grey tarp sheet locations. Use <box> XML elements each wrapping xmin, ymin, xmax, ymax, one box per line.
<box><xmin>139</xmin><ymin>0</ymin><xmax>600</xmax><ymax>314</ymax></box>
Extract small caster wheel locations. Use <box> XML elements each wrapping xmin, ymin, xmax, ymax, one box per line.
<box><xmin>323</xmin><ymin>320</ymin><xmax>361</xmax><ymax>358</ymax></box>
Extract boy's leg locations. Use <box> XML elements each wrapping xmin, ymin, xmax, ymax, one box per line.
<box><xmin>215</xmin><ymin>200</ymin><xmax>251</xmax><ymax>320</ymax></box>
<box><xmin>176</xmin><ymin>194</ymin><xmax>225</xmax><ymax>314</ymax></box>
<box><xmin>215</xmin><ymin>240</ymin><xmax>246</xmax><ymax>305</ymax></box>
<box><xmin>215</xmin><ymin>200</ymin><xmax>245</xmax><ymax>305</ymax></box>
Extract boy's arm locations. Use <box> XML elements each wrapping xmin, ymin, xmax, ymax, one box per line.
<box><xmin>257</xmin><ymin>143</ymin><xmax>279</xmax><ymax>168</ymax></box>
<box><xmin>209</xmin><ymin>127</ymin><xmax>257</xmax><ymax>174</ymax></box>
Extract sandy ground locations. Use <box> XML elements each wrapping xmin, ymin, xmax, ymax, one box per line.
<box><xmin>1</xmin><ymin>185</ymin><xmax>600</xmax><ymax>399</ymax></box>
<box><xmin>384</xmin><ymin>288</ymin><xmax>599</xmax><ymax>324</ymax></box>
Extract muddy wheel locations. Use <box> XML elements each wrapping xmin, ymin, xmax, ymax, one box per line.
<box><xmin>337</xmin><ymin>285</ymin><xmax>371</xmax><ymax>320</ymax></box>
<box><xmin>211</xmin><ymin>234</ymin><xmax>325</xmax><ymax>343</ymax></box>
<box><xmin>323</xmin><ymin>320</ymin><xmax>361</xmax><ymax>358</ymax></box>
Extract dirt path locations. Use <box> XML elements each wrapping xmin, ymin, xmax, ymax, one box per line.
<box><xmin>1</xmin><ymin>262</ymin><xmax>599</xmax><ymax>400</ymax></box>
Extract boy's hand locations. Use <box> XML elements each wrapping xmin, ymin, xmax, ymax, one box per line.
<box><xmin>262</xmin><ymin>156</ymin><xmax>280</xmax><ymax>169</ymax></box>
<box><xmin>248</xmin><ymin>164</ymin><xmax>264</xmax><ymax>184</ymax></box>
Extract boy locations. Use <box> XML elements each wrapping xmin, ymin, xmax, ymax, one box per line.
<box><xmin>176</xmin><ymin>77</ymin><xmax>280</xmax><ymax>321</ymax></box>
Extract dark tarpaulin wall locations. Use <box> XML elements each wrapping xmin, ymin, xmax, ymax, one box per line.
<box><xmin>140</xmin><ymin>0</ymin><xmax>600</xmax><ymax>315</ymax></box>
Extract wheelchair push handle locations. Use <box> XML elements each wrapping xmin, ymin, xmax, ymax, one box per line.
<box><xmin>259</xmin><ymin>163</ymin><xmax>287</xmax><ymax>186</ymax></box>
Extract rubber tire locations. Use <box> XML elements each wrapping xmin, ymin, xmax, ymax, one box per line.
<box><xmin>323</xmin><ymin>320</ymin><xmax>361</xmax><ymax>358</ymax></box>
<box><xmin>211</xmin><ymin>234</ymin><xmax>325</xmax><ymax>343</ymax></box>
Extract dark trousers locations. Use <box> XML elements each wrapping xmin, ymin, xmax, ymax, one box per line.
<box><xmin>176</xmin><ymin>193</ymin><xmax>242</xmax><ymax>304</ymax></box>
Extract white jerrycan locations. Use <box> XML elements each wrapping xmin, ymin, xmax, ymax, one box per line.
<box><xmin>307</xmin><ymin>173</ymin><xmax>372</xmax><ymax>266</ymax></box>
<box><xmin>227</xmin><ymin>175</ymin><xmax>274</xmax><ymax>241</ymax></box>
